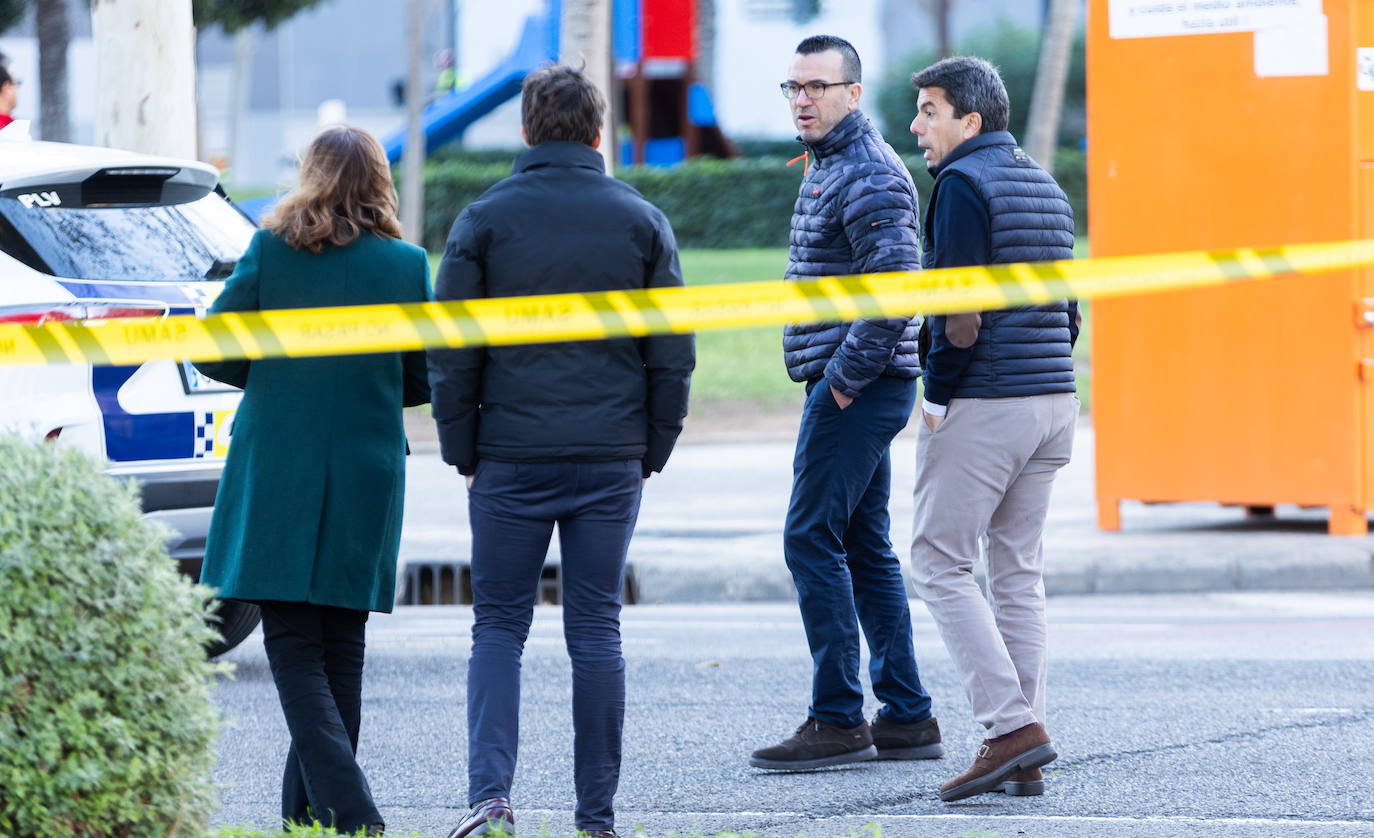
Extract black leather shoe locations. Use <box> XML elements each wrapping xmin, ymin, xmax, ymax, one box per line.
<box><xmin>749</xmin><ymin>716</ymin><xmax>877</xmax><ymax>770</ymax></box>
<box><xmin>446</xmin><ymin>797</ymin><xmax>514</xmax><ymax>838</ymax></box>
<box><xmin>871</xmin><ymin>713</ymin><xmax>944</xmax><ymax>760</ymax></box>
<box><xmin>999</xmin><ymin>766</ymin><xmax>1045</xmax><ymax>796</ymax></box>
<box><xmin>583</xmin><ymin>831</ymin><xmax>619</xmax><ymax>838</ymax></box>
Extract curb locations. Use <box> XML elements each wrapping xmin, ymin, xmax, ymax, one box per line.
<box><xmin>398</xmin><ymin>546</ymin><xmax>1374</xmax><ymax>606</ymax></box>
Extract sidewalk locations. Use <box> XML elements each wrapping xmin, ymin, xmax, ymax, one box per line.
<box><xmin>399</xmin><ymin>417</ymin><xmax>1374</xmax><ymax>603</ymax></box>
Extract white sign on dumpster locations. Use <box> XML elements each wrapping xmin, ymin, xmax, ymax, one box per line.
<box><xmin>1109</xmin><ymin>0</ymin><xmax>1323</xmax><ymax>39</ymax></box>
<box><xmin>1359</xmin><ymin>48</ymin><xmax>1374</xmax><ymax>91</ymax></box>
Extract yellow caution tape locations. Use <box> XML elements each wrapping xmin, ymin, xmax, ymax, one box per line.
<box><xmin>2</xmin><ymin>239</ymin><xmax>1371</xmax><ymax>368</ymax></box>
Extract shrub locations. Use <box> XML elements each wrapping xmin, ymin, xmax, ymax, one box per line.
<box><xmin>424</xmin><ymin>146</ymin><xmax>521</xmax><ymax>167</ymax></box>
<box><xmin>423</xmin><ymin>156</ymin><xmax>804</xmax><ymax>252</ymax></box>
<box><xmin>620</xmin><ymin>157</ymin><xmax>801</xmax><ymax>249</ymax></box>
<box><xmin>421</xmin><ymin>159</ymin><xmax>508</xmax><ymax>251</ymax></box>
<box><xmin>0</xmin><ymin>436</ymin><xmax>222</xmax><ymax>838</ymax></box>
<box><xmin>422</xmin><ymin>137</ymin><xmax>1086</xmax><ymax>251</ymax></box>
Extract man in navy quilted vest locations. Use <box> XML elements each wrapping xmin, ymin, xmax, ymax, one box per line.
<box><xmin>907</xmin><ymin>56</ymin><xmax>1079</xmax><ymax>802</ymax></box>
<box><xmin>749</xmin><ymin>35</ymin><xmax>943</xmax><ymax>772</ymax></box>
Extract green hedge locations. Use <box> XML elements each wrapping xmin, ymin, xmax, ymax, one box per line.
<box><xmin>422</xmin><ymin>149</ymin><xmax>1086</xmax><ymax>252</ymax></box>
<box><xmin>0</xmin><ymin>437</ymin><xmax>222</xmax><ymax>838</ymax></box>
<box><xmin>423</xmin><ymin>156</ymin><xmax>801</xmax><ymax>252</ymax></box>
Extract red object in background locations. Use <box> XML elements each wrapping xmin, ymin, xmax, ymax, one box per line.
<box><xmin>641</xmin><ymin>0</ymin><xmax>695</xmax><ymax>61</ymax></box>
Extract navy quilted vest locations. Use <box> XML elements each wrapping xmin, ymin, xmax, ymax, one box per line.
<box><xmin>921</xmin><ymin>131</ymin><xmax>1076</xmax><ymax>399</ymax></box>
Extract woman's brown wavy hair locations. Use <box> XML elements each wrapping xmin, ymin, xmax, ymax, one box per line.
<box><xmin>263</xmin><ymin>125</ymin><xmax>403</xmax><ymax>254</ymax></box>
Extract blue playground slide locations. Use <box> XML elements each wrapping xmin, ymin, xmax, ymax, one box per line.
<box><xmin>382</xmin><ymin>5</ymin><xmax>560</xmax><ymax>163</ymax></box>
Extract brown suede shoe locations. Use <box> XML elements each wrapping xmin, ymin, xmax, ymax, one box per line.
<box><xmin>939</xmin><ymin>722</ymin><xmax>1056</xmax><ymax>802</ymax></box>
<box><xmin>446</xmin><ymin>797</ymin><xmax>514</xmax><ymax>838</ymax></box>
<box><xmin>999</xmin><ymin>766</ymin><xmax>1044</xmax><ymax>796</ymax></box>
<box><xmin>749</xmin><ymin>717</ymin><xmax>877</xmax><ymax>770</ymax></box>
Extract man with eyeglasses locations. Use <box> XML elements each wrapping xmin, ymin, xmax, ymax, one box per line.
<box><xmin>749</xmin><ymin>34</ymin><xmax>942</xmax><ymax>773</ymax></box>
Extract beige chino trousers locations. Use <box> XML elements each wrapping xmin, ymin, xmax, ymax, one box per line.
<box><xmin>910</xmin><ymin>393</ymin><xmax>1077</xmax><ymax>737</ymax></box>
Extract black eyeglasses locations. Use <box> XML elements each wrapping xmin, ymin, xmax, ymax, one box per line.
<box><xmin>780</xmin><ymin>80</ymin><xmax>855</xmax><ymax>100</ymax></box>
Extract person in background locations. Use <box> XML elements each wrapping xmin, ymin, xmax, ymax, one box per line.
<box><xmin>0</xmin><ymin>60</ymin><xmax>19</xmax><ymax>131</ymax></box>
<box><xmin>906</xmin><ymin>55</ymin><xmax>1079</xmax><ymax>802</ymax></box>
<box><xmin>195</xmin><ymin>125</ymin><xmax>431</xmax><ymax>835</ymax></box>
<box><xmin>428</xmin><ymin>64</ymin><xmax>694</xmax><ymax>838</ymax></box>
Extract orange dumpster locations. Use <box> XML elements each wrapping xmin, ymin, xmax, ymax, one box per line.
<box><xmin>1088</xmin><ymin>0</ymin><xmax>1374</xmax><ymax>535</ymax></box>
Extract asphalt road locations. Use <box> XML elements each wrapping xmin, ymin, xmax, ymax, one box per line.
<box><xmin>210</xmin><ymin>592</ymin><xmax>1374</xmax><ymax>837</ymax></box>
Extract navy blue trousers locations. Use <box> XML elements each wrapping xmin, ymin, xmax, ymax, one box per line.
<box><xmin>257</xmin><ymin>601</ymin><xmax>380</xmax><ymax>833</ymax></box>
<box><xmin>783</xmin><ymin>376</ymin><xmax>933</xmax><ymax>729</ymax></box>
<box><xmin>466</xmin><ymin>459</ymin><xmax>641</xmax><ymax>833</ymax></box>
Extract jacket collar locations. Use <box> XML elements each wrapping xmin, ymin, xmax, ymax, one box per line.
<box><xmin>929</xmin><ymin>130</ymin><xmax>1016</xmax><ymax>178</ymax></box>
<box><xmin>802</xmin><ymin>109</ymin><xmax>872</xmax><ymax>162</ymax></box>
<box><xmin>513</xmin><ymin>141</ymin><xmax>607</xmax><ymax>175</ymax></box>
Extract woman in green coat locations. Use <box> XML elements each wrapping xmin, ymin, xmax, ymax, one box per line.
<box><xmin>196</xmin><ymin>126</ymin><xmax>429</xmax><ymax>835</ymax></box>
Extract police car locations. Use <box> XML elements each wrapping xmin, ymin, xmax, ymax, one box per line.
<box><xmin>0</xmin><ymin>122</ymin><xmax>259</xmax><ymax>655</ymax></box>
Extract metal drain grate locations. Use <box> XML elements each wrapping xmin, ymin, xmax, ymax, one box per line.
<box><xmin>398</xmin><ymin>561</ymin><xmax>638</xmax><ymax>606</ymax></box>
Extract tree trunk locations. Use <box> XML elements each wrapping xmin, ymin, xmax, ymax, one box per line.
<box><xmin>559</xmin><ymin>0</ymin><xmax>614</xmax><ymax>174</ymax></box>
<box><xmin>36</xmin><ymin>0</ymin><xmax>70</xmax><ymax>142</ymax></box>
<box><xmin>227</xmin><ymin>28</ymin><xmax>256</xmax><ymax>186</ymax></box>
<box><xmin>935</xmin><ymin>0</ymin><xmax>951</xmax><ymax>59</ymax></box>
<box><xmin>92</xmin><ymin>0</ymin><xmax>197</xmax><ymax>158</ymax></box>
<box><xmin>695</xmin><ymin>0</ymin><xmax>715</xmax><ymax>95</ymax></box>
<box><xmin>400</xmin><ymin>0</ymin><xmax>425</xmax><ymax>244</ymax></box>
<box><xmin>1023</xmin><ymin>0</ymin><xmax>1077</xmax><ymax>173</ymax></box>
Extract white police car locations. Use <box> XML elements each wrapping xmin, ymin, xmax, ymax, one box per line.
<box><xmin>0</xmin><ymin>122</ymin><xmax>259</xmax><ymax>655</ymax></box>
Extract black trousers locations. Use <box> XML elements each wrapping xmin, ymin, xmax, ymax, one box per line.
<box><xmin>257</xmin><ymin>601</ymin><xmax>382</xmax><ymax>832</ymax></box>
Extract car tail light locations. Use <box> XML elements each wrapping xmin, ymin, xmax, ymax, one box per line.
<box><xmin>0</xmin><ymin>304</ymin><xmax>167</xmax><ymax>326</ymax></box>
<box><xmin>0</xmin><ymin>309</ymin><xmax>82</xmax><ymax>325</ymax></box>
<box><xmin>82</xmin><ymin>305</ymin><xmax>168</xmax><ymax>322</ymax></box>
<box><xmin>44</xmin><ymin>428</ymin><xmax>62</xmax><ymax>443</ymax></box>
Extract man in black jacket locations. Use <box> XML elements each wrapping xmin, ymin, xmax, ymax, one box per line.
<box><xmin>427</xmin><ymin>65</ymin><xmax>694</xmax><ymax>838</ymax></box>
<box><xmin>749</xmin><ymin>35</ymin><xmax>941</xmax><ymax>773</ymax></box>
<box><xmin>907</xmin><ymin>56</ymin><xmax>1077</xmax><ymax>803</ymax></box>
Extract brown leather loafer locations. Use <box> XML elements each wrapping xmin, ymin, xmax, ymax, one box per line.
<box><xmin>446</xmin><ymin>797</ymin><xmax>514</xmax><ymax>838</ymax></box>
<box><xmin>999</xmin><ymin>766</ymin><xmax>1045</xmax><ymax>796</ymax></box>
<box><xmin>939</xmin><ymin>722</ymin><xmax>1056</xmax><ymax>802</ymax></box>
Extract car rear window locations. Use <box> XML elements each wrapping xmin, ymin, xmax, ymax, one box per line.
<box><xmin>0</xmin><ymin>192</ymin><xmax>256</xmax><ymax>282</ymax></box>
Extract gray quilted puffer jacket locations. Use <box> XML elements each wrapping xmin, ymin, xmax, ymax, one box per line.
<box><xmin>783</xmin><ymin>109</ymin><xmax>921</xmax><ymax>396</ymax></box>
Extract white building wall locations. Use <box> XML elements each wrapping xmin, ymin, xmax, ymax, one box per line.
<box><xmin>713</xmin><ymin>0</ymin><xmax>885</xmax><ymax>139</ymax></box>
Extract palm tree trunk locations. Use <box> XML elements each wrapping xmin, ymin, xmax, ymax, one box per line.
<box><xmin>401</xmin><ymin>0</ymin><xmax>425</xmax><ymax>244</ymax></box>
<box><xmin>559</xmin><ymin>0</ymin><xmax>614</xmax><ymax>174</ymax></box>
<box><xmin>92</xmin><ymin>0</ymin><xmax>197</xmax><ymax>157</ymax></box>
<box><xmin>1024</xmin><ymin>0</ymin><xmax>1077</xmax><ymax>173</ymax></box>
<box><xmin>696</xmin><ymin>0</ymin><xmax>714</xmax><ymax>96</ymax></box>
<box><xmin>37</xmin><ymin>0</ymin><xmax>70</xmax><ymax>142</ymax></box>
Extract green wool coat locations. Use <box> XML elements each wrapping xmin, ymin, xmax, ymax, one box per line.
<box><xmin>195</xmin><ymin>228</ymin><xmax>431</xmax><ymax>613</ymax></box>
